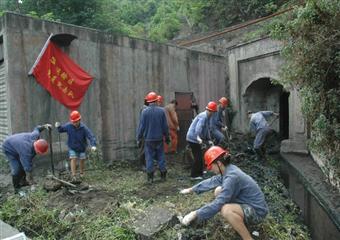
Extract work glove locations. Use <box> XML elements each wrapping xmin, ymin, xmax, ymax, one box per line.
<box><xmin>137</xmin><ymin>140</ymin><xmax>142</xmax><ymax>148</ymax></box>
<box><xmin>25</xmin><ymin>171</ymin><xmax>34</xmax><ymax>185</ymax></box>
<box><xmin>91</xmin><ymin>146</ymin><xmax>97</xmax><ymax>152</ymax></box>
<box><xmin>165</xmin><ymin>136</ymin><xmax>171</xmax><ymax>145</ymax></box>
<box><xmin>177</xmin><ymin>126</ymin><xmax>180</xmax><ymax>131</ymax></box>
<box><xmin>181</xmin><ymin>211</ymin><xmax>197</xmax><ymax>226</ymax></box>
<box><xmin>55</xmin><ymin>122</ymin><xmax>61</xmax><ymax>128</ymax></box>
<box><xmin>43</xmin><ymin>123</ymin><xmax>52</xmax><ymax>130</ymax></box>
<box><xmin>36</xmin><ymin>125</ymin><xmax>45</xmax><ymax>132</ymax></box>
<box><xmin>196</xmin><ymin>136</ymin><xmax>203</xmax><ymax>144</ymax></box>
<box><xmin>208</xmin><ymin>140</ymin><xmax>214</xmax><ymax>146</ymax></box>
<box><xmin>222</xmin><ymin>126</ymin><xmax>228</xmax><ymax>132</ymax></box>
<box><xmin>180</xmin><ymin>188</ymin><xmax>192</xmax><ymax>194</ymax></box>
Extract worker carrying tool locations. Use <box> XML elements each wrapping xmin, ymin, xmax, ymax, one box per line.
<box><xmin>186</xmin><ymin>101</ymin><xmax>217</xmax><ymax>180</ymax></box>
<box><xmin>180</xmin><ymin>146</ymin><xmax>268</xmax><ymax>240</ymax></box>
<box><xmin>164</xmin><ymin>99</ymin><xmax>179</xmax><ymax>154</ymax></box>
<box><xmin>137</xmin><ymin>91</ymin><xmax>170</xmax><ymax>183</ymax></box>
<box><xmin>55</xmin><ymin>110</ymin><xmax>96</xmax><ymax>181</ymax></box>
<box><xmin>248</xmin><ymin>111</ymin><xmax>279</xmax><ymax>162</ymax></box>
<box><xmin>210</xmin><ymin>97</ymin><xmax>229</xmax><ymax>146</ymax></box>
<box><xmin>2</xmin><ymin>125</ymin><xmax>50</xmax><ymax>193</ymax></box>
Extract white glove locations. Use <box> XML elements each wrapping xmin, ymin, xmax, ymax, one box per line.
<box><xmin>44</xmin><ymin>123</ymin><xmax>52</xmax><ymax>130</ymax></box>
<box><xmin>196</xmin><ymin>136</ymin><xmax>203</xmax><ymax>144</ymax></box>
<box><xmin>55</xmin><ymin>122</ymin><xmax>61</xmax><ymax>128</ymax></box>
<box><xmin>222</xmin><ymin>126</ymin><xmax>228</xmax><ymax>132</ymax></box>
<box><xmin>208</xmin><ymin>140</ymin><xmax>214</xmax><ymax>146</ymax></box>
<box><xmin>91</xmin><ymin>146</ymin><xmax>97</xmax><ymax>152</ymax></box>
<box><xmin>177</xmin><ymin>126</ymin><xmax>180</xmax><ymax>131</ymax></box>
<box><xmin>180</xmin><ymin>188</ymin><xmax>192</xmax><ymax>194</ymax></box>
<box><xmin>181</xmin><ymin>211</ymin><xmax>197</xmax><ymax>226</ymax></box>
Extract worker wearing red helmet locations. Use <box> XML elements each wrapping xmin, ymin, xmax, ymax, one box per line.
<box><xmin>137</xmin><ymin>91</ymin><xmax>170</xmax><ymax>183</ymax></box>
<box><xmin>55</xmin><ymin>110</ymin><xmax>96</xmax><ymax>181</ymax></box>
<box><xmin>180</xmin><ymin>146</ymin><xmax>268</xmax><ymax>240</ymax></box>
<box><xmin>210</xmin><ymin>97</ymin><xmax>229</xmax><ymax>145</ymax></box>
<box><xmin>186</xmin><ymin>101</ymin><xmax>217</xmax><ymax>180</ymax></box>
<box><xmin>2</xmin><ymin>124</ymin><xmax>50</xmax><ymax>193</ymax></box>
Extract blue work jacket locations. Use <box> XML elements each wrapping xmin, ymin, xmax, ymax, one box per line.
<box><xmin>192</xmin><ymin>164</ymin><xmax>268</xmax><ymax>220</ymax></box>
<box><xmin>186</xmin><ymin>111</ymin><xmax>211</xmax><ymax>143</ymax></box>
<box><xmin>137</xmin><ymin>103</ymin><xmax>169</xmax><ymax>142</ymax></box>
<box><xmin>2</xmin><ymin>127</ymin><xmax>41</xmax><ymax>172</ymax></box>
<box><xmin>57</xmin><ymin>122</ymin><xmax>96</xmax><ymax>152</ymax></box>
<box><xmin>249</xmin><ymin>111</ymin><xmax>274</xmax><ymax>132</ymax></box>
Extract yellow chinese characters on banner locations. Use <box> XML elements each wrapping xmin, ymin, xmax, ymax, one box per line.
<box><xmin>48</xmin><ymin>56</ymin><xmax>75</xmax><ymax>99</ymax></box>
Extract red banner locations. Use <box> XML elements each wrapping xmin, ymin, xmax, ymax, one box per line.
<box><xmin>31</xmin><ymin>40</ymin><xmax>93</xmax><ymax>110</ymax></box>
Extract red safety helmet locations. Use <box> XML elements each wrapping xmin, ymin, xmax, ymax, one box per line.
<box><xmin>157</xmin><ymin>95</ymin><xmax>163</xmax><ymax>103</ymax></box>
<box><xmin>206</xmin><ymin>101</ymin><xmax>218</xmax><ymax>112</ymax></box>
<box><xmin>145</xmin><ymin>92</ymin><xmax>158</xmax><ymax>103</ymax></box>
<box><xmin>219</xmin><ymin>97</ymin><xmax>229</xmax><ymax>107</ymax></box>
<box><xmin>204</xmin><ymin>146</ymin><xmax>229</xmax><ymax>170</ymax></box>
<box><xmin>70</xmin><ymin>110</ymin><xmax>81</xmax><ymax>122</ymax></box>
<box><xmin>33</xmin><ymin>139</ymin><xmax>49</xmax><ymax>155</ymax></box>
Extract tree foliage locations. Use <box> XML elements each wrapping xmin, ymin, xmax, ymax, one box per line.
<box><xmin>270</xmin><ymin>0</ymin><xmax>340</xmax><ymax>187</ymax></box>
<box><xmin>0</xmin><ymin>0</ymin><xmax>287</xmax><ymax>42</ymax></box>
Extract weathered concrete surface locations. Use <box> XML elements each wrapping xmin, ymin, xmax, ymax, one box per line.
<box><xmin>132</xmin><ymin>206</ymin><xmax>178</xmax><ymax>239</ymax></box>
<box><xmin>0</xmin><ymin>12</ymin><xmax>226</xmax><ymax>164</ymax></box>
<box><xmin>281</xmin><ymin>153</ymin><xmax>340</xmax><ymax>240</ymax></box>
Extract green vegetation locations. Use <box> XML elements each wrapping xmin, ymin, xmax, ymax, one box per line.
<box><xmin>269</xmin><ymin>0</ymin><xmax>340</xmax><ymax>186</ymax></box>
<box><xmin>0</xmin><ymin>135</ymin><xmax>310</xmax><ymax>239</ymax></box>
<box><xmin>0</xmin><ymin>0</ymin><xmax>288</xmax><ymax>42</ymax></box>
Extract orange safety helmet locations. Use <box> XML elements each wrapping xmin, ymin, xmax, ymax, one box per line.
<box><xmin>219</xmin><ymin>97</ymin><xmax>229</xmax><ymax>107</ymax></box>
<box><xmin>70</xmin><ymin>110</ymin><xmax>81</xmax><ymax>122</ymax></box>
<box><xmin>33</xmin><ymin>139</ymin><xmax>49</xmax><ymax>154</ymax></box>
<box><xmin>145</xmin><ymin>92</ymin><xmax>158</xmax><ymax>103</ymax></box>
<box><xmin>206</xmin><ymin>101</ymin><xmax>218</xmax><ymax>112</ymax></box>
<box><xmin>157</xmin><ymin>95</ymin><xmax>163</xmax><ymax>103</ymax></box>
<box><xmin>204</xmin><ymin>146</ymin><xmax>229</xmax><ymax>170</ymax></box>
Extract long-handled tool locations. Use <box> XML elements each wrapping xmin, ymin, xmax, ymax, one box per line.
<box><xmin>48</xmin><ymin>127</ymin><xmax>55</xmax><ymax>175</ymax></box>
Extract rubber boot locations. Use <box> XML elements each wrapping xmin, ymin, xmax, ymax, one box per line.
<box><xmin>19</xmin><ymin>171</ymin><xmax>29</xmax><ymax>187</ymax></box>
<box><xmin>147</xmin><ymin>172</ymin><xmax>154</xmax><ymax>184</ymax></box>
<box><xmin>160</xmin><ymin>170</ymin><xmax>167</xmax><ymax>182</ymax></box>
<box><xmin>12</xmin><ymin>175</ymin><xmax>21</xmax><ymax>193</ymax></box>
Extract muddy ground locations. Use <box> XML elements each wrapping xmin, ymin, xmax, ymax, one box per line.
<box><xmin>0</xmin><ymin>132</ymin><xmax>311</xmax><ymax>240</ymax></box>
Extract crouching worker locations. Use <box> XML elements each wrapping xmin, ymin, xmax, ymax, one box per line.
<box><xmin>2</xmin><ymin>125</ymin><xmax>50</xmax><ymax>193</ymax></box>
<box><xmin>55</xmin><ymin>110</ymin><xmax>96</xmax><ymax>181</ymax></box>
<box><xmin>180</xmin><ymin>146</ymin><xmax>268</xmax><ymax>240</ymax></box>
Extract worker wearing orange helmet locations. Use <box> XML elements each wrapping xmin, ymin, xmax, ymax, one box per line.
<box><xmin>2</xmin><ymin>124</ymin><xmax>50</xmax><ymax>193</ymax></box>
<box><xmin>186</xmin><ymin>101</ymin><xmax>217</xmax><ymax>180</ymax></box>
<box><xmin>55</xmin><ymin>110</ymin><xmax>96</xmax><ymax>181</ymax></box>
<box><xmin>210</xmin><ymin>97</ymin><xmax>229</xmax><ymax>145</ymax></box>
<box><xmin>137</xmin><ymin>91</ymin><xmax>170</xmax><ymax>183</ymax></box>
<box><xmin>180</xmin><ymin>146</ymin><xmax>268</xmax><ymax>240</ymax></box>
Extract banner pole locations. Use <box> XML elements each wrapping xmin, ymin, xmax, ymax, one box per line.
<box><xmin>28</xmin><ymin>33</ymin><xmax>53</xmax><ymax>75</ymax></box>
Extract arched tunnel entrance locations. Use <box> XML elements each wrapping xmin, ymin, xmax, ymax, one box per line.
<box><xmin>244</xmin><ymin>77</ymin><xmax>289</xmax><ymax>140</ymax></box>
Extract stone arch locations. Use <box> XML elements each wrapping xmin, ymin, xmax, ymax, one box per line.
<box><xmin>243</xmin><ymin>77</ymin><xmax>289</xmax><ymax>139</ymax></box>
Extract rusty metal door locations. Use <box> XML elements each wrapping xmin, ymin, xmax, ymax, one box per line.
<box><xmin>175</xmin><ymin>92</ymin><xmax>195</xmax><ymax>151</ymax></box>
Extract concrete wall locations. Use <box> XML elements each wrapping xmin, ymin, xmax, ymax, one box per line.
<box><xmin>228</xmin><ymin>38</ymin><xmax>283</xmax><ymax>131</ymax></box>
<box><xmin>1</xmin><ymin>12</ymin><xmax>226</xmax><ymax>163</ymax></box>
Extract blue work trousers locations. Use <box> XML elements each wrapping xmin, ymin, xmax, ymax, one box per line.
<box><xmin>144</xmin><ymin>140</ymin><xmax>166</xmax><ymax>173</ymax></box>
<box><xmin>211</xmin><ymin>128</ymin><xmax>225</xmax><ymax>144</ymax></box>
<box><xmin>4</xmin><ymin>151</ymin><xmax>24</xmax><ymax>176</ymax></box>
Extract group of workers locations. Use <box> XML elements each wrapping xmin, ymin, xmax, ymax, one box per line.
<box><xmin>137</xmin><ymin>91</ymin><xmax>278</xmax><ymax>240</ymax></box>
<box><xmin>2</xmin><ymin>90</ymin><xmax>278</xmax><ymax>240</ymax></box>
<box><xmin>2</xmin><ymin>110</ymin><xmax>97</xmax><ymax>192</ymax></box>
